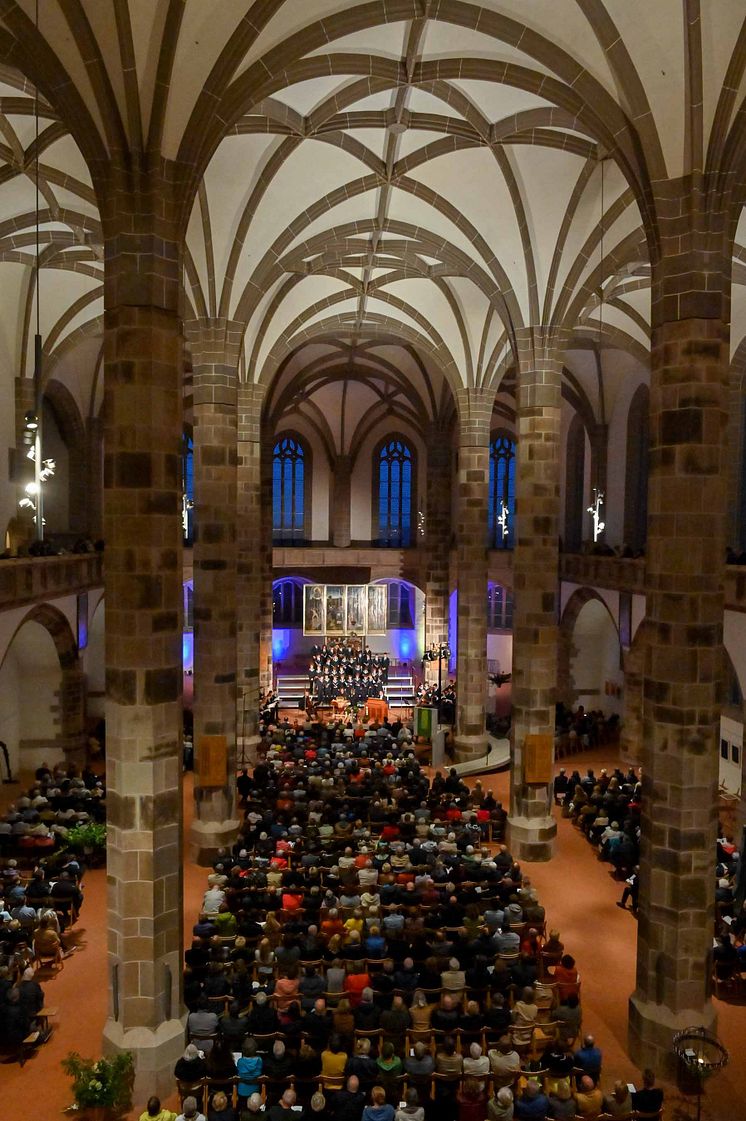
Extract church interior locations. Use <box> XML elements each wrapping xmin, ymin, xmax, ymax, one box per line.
<box><xmin>0</xmin><ymin>2</ymin><xmax>745</xmax><ymax>1117</ymax></box>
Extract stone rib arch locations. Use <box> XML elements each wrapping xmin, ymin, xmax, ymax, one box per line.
<box><xmin>0</xmin><ymin>600</ymin><xmax>78</xmax><ymax>674</ymax></box>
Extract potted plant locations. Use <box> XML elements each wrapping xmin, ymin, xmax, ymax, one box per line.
<box><xmin>64</xmin><ymin>821</ymin><xmax>107</xmax><ymax>862</ymax></box>
<box><xmin>61</xmin><ymin>1050</ymin><xmax>134</xmax><ymax>1119</ymax></box>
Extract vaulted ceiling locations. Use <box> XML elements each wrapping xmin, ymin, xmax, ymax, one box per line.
<box><xmin>0</xmin><ymin>2</ymin><xmax>745</xmax><ymax>439</ymax></box>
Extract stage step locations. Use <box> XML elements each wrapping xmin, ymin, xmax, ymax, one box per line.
<box><xmin>277</xmin><ymin>675</ymin><xmax>309</xmax><ymax>706</ymax></box>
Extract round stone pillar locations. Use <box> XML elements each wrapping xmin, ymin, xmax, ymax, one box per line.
<box><xmin>628</xmin><ymin>177</ymin><xmax>730</xmax><ymax>1076</ymax></box>
<box><xmin>259</xmin><ymin>432</ymin><xmax>274</xmax><ymax>692</ymax></box>
<box><xmin>100</xmin><ymin>160</ymin><xmax>186</xmax><ymax>1100</ymax></box>
<box><xmin>508</xmin><ymin>327</ymin><xmax>565</xmax><ymax>861</ymax></box>
<box><xmin>423</xmin><ymin>420</ymin><xmax>452</xmax><ymax>681</ymax></box>
<box><xmin>185</xmin><ymin>318</ymin><xmax>242</xmax><ymax>863</ymax></box>
<box><xmin>453</xmin><ymin>390</ymin><xmax>492</xmax><ymax>761</ymax></box>
<box><xmin>236</xmin><ymin>384</ymin><xmax>266</xmax><ymax>761</ymax></box>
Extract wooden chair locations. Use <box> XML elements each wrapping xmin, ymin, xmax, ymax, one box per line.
<box><xmin>177</xmin><ymin>1079</ymin><xmax>205</xmax><ymax>1110</ymax></box>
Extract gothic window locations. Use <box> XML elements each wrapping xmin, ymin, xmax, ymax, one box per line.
<box><xmin>273</xmin><ymin>434</ymin><xmax>307</xmax><ymax>544</ymax></box>
<box><xmin>388</xmin><ymin>581</ymin><xmax>414</xmax><ymax>628</ymax></box>
<box><xmin>487</xmin><ymin>582</ymin><xmax>514</xmax><ymax>630</ymax></box>
<box><xmin>489</xmin><ymin>434</ymin><xmax>515</xmax><ymax>548</ymax></box>
<box><xmin>272</xmin><ymin>579</ymin><xmax>303</xmax><ymax>627</ymax></box>
<box><xmin>376</xmin><ymin>437</ymin><xmax>414</xmax><ymax>547</ymax></box>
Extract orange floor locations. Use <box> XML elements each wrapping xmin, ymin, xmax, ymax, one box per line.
<box><xmin>2</xmin><ymin>754</ymin><xmax>744</xmax><ymax>1120</ymax></box>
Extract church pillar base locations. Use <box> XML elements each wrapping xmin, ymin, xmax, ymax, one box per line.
<box><xmin>453</xmin><ymin>734</ymin><xmax>489</xmax><ymax>763</ymax></box>
<box><xmin>628</xmin><ymin>992</ymin><xmax>717</xmax><ymax>1083</ymax></box>
<box><xmin>188</xmin><ymin>817</ymin><xmax>241</xmax><ymax>865</ymax></box>
<box><xmin>508</xmin><ymin>814</ymin><xmax>557</xmax><ymax>861</ymax></box>
<box><xmin>103</xmin><ymin>1017</ymin><xmax>186</xmax><ymax>1105</ymax></box>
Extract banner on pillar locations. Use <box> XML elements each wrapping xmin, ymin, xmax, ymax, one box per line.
<box><xmin>524</xmin><ymin>733</ymin><xmax>553</xmax><ymax>783</ymax></box>
<box><xmin>197</xmin><ymin>735</ymin><xmax>228</xmax><ymax>787</ymax></box>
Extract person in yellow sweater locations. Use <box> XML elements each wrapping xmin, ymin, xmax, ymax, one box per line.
<box><xmin>138</xmin><ymin>1097</ymin><xmax>177</xmax><ymax>1121</ymax></box>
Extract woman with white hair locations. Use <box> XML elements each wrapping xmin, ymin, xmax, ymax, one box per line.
<box><xmin>174</xmin><ymin>1042</ymin><xmax>206</xmax><ymax>1083</ymax></box>
<box><xmin>487</xmin><ymin>1087</ymin><xmax>514</xmax><ymax>1121</ymax></box>
<box><xmin>462</xmin><ymin>1041</ymin><xmax>490</xmax><ymax>1090</ymax></box>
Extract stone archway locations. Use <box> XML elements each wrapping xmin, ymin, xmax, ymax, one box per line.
<box><xmin>558</xmin><ymin>587</ymin><xmax>621</xmax><ymax>710</ymax></box>
<box><xmin>0</xmin><ymin>602</ymin><xmax>85</xmax><ymax>772</ymax></box>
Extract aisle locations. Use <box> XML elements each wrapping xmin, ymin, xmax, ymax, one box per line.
<box><xmin>2</xmin><ymin>860</ymin><xmax>109</xmax><ymax>1117</ymax></box>
<box><xmin>481</xmin><ymin>750</ymin><xmax>746</xmax><ymax>1121</ymax></box>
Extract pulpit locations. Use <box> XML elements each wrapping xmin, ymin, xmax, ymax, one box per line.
<box><xmin>366</xmin><ymin>698</ymin><xmax>388</xmax><ymax>723</ymax></box>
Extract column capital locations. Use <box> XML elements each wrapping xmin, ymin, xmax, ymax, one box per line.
<box><xmin>649</xmin><ymin>173</ymin><xmax>731</xmax><ymax>320</ymax></box>
<box><xmin>101</xmin><ymin>156</ymin><xmax>183</xmax><ymax>313</ymax></box>
<box><xmin>455</xmin><ymin>387</ymin><xmax>494</xmax><ymax>447</ymax></box>
<box><xmin>185</xmin><ymin>317</ymin><xmax>245</xmax><ymax>370</ymax></box>
<box><xmin>513</xmin><ymin>325</ymin><xmax>570</xmax><ymax>376</ymax></box>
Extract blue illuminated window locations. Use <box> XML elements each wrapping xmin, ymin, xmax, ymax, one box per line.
<box><xmin>273</xmin><ymin>435</ymin><xmax>306</xmax><ymax>543</ymax></box>
<box><xmin>489</xmin><ymin>434</ymin><xmax>515</xmax><ymax>549</ymax></box>
<box><xmin>377</xmin><ymin>438</ymin><xmax>413</xmax><ymax>547</ymax></box>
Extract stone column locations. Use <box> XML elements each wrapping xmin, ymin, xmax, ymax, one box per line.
<box><xmin>424</xmin><ymin>420</ymin><xmax>452</xmax><ymax>683</ymax></box>
<box><xmin>453</xmin><ymin>389</ymin><xmax>492</xmax><ymax>760</ymax></box>
<box><xmin>628</xmin><ymin>177</ymin><xmax>730</xmax><ymax>1075</ymax></box>
<box><xmin>237</xmin><ymin>383</ymin><xmax>265</xmax><ymax>756</ymax></box>
<box><xmin>259</xmin><ymin>430</ymin><xmax>274</xmax><ymax>691</ymax></box>
<box><xmin>620</xmin><ymin>641</ymin><xmax>644</xmax><ymax>766</ymax></box>
<box><xmin>185</xmin><ymin>318</ymin><xmax>242</xmax><ymax>862</ymax></box>
<box><xmin>330</xmin><ymin>454</ymin><xmax>352</xmax><ymax>547</ymax></box>
<box><xmin>726</xmin><ymin>360</ymin><xmax>743</xmax><ymax>549</ymax></box>
<box><xmin>509</xmin><ymin>327</ymin><xmax>565</xmax><ymax>861</ymax></box>
<box><xmin>100</xmin><ymin>160</ymin><xmax>185</xmax><ymax>1096</ymax></box>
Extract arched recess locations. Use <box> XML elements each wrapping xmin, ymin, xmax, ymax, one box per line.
<box><xmin>370</xmin><ymin>577</ymin><xmax>424</xmax><ymax>666</ymax></box>
<box><xmin>43</xmin><ymin>378</ymin><xmax>87</xmax><ymax>536</ymax></box>
<box><xmin>564</xmin><ymin>413</ymin><xmax>586</xmax><ymax>552</ymax></box>
<box><xmin>271</xmin><ymin>574</ymin><xmax>311</xmax><ymax>669</ymax></box>
<box><xmin>559</xmin><ymin>588</ymin><xmax>622</xmax><ymax>716</ymax></box>
<box><xmin>623</xmin><ymin>384</ymin><xmax>649</xmax><ymax>551</ymax></box>
<box><xmin>0</xmin><ymin>603</ymin><xmax>82</xmax><ymax>774</ymax></box>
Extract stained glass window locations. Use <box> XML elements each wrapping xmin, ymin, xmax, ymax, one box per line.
<box><xmin>273</xmin><ymin>435</ymin><xmax>306</xmax><ymax>543</ymax></box>
<box><xmin>489</xmin><ymin>435</ymin><xmax>515</xmax><ymax>548</ymax></box>
<box><xmin>377</xmin><ymin>438</ymin><xmax>413</xmax><ymax>547</ymax></box>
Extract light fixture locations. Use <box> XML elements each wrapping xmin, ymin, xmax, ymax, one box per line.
<box><xmin>24</xmin><ymin>410</ymin><xmax>38</xmax><ymax>431</ymax></box>
<box><xmin>498</xmin><ymin>498</ymin><xmax>509</xmax><ymax>540</ymax></box>
<box><xmin>587</xmin><ymin>488</ymin><xmax>605</xmax><ymax>542</ymax></box>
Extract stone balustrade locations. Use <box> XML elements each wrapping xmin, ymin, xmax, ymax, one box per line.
<box><xmin>0</xmin><ymin>552</ymin><xmax>103</xmax><ymax>611</ymax></box>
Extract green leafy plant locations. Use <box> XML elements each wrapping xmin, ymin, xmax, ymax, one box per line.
<box><xmin>65</xmin><ymin>821</ymin><xmax>107</xmax><ymax>852</ymax></box>
<box><xmin>62</xmin><ymin>1050</ymin><xmax>134</xmax><ymax>1110</ymax></box>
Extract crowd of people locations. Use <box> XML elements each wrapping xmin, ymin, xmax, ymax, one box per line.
<box><xmin>0</xmin><ymin>760</ymin><xmax>105</xmax><ymax>855</ymax></box>
<box><xmin>139</xmin><ymin>722</ymin><xmax>663</xmax><ymax>1121</ymax></box>
<box><xmin>310</xmin><ymin>643</ymin><xmax>390</xmax><ymax>705</ymax></box>
<box><xmin>0</xmin><ymin>764</ymin><xmax>95</xmax><ymax>1054</ymax></box>
<box><xmin>554</xmin><ymin>706</ymin><xmax>619</xmax><ymax>754</ymax></box>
